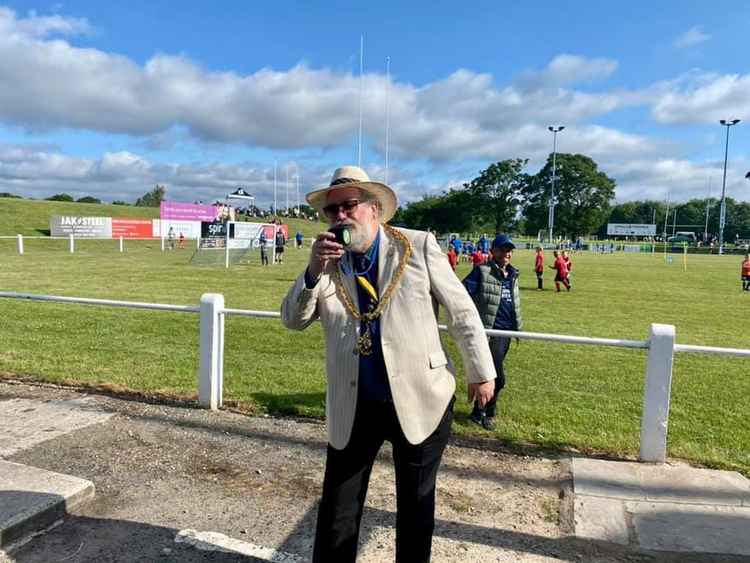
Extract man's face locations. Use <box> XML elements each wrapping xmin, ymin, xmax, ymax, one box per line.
<box><xmin>491</xmin><ymin>246</ymin><xmax>513</xmax><ymax>267</ymax></box>
<box><xmin>324</xmin><ymin>187</ymin><xmax>379</xmax><ymax>252</ymax></box>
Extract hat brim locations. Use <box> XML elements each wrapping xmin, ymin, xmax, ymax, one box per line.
<box><xmin>306</xmin><ymin>181</ymin><xmax>398</xmax><ymax>223</ymax></box>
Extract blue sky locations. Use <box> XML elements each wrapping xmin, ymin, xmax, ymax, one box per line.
<box><xmin>0</xmin><ymin>1</ymin><xmax>748</xmax><ymax>207</ymax></box>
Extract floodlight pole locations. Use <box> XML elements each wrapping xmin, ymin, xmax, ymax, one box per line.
<box><xmin>718</xmin><ymin>119</ymin><xmax>740</xmax><ymax>255</ymax></box>
<box><xmin>548</xmin><ymin>126</ymin><xmax>565</xmax><ymax>242</ymax></box>
<box><xmin>273</xmin><ymin>160</ymin><xmax>277</xmax><ymax>216</ymax></box>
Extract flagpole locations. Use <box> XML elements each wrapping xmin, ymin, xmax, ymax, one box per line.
<box><xmin>385</xmin><ymin>56</ymin><xmax>390</xmax><ymax>185</ymax></box>
<box><xmin>358</xmin><ymin>34</ymin><xmax>364</xmax><ymax>168</ymax></box>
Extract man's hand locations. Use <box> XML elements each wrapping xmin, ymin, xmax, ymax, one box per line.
<box><xmin>308</xmin><ymin>232</ymin><xmax>345</xmax><ymax>279</ymax></box>
<box><xmin>467</xmin><ymin>380</ymin><xmax>495</xmax><ymax>407</ymax></box>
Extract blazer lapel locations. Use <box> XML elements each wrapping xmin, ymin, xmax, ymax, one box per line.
<box><xmin>378</xmin><ymin>225</ymin><xmax>398</xmax><ymax>298</ymax></box>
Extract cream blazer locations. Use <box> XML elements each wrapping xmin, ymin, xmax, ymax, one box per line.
<box><xmin>281</xmin><ymin>226</ymin><xmax>495</xmax><ymax>449</ymax></box>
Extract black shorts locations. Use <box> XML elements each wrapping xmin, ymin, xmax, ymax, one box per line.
<box><xmin>276</xmin><ymin>246</ymin><xmax>284</xmax><ymax>254</ymax></box>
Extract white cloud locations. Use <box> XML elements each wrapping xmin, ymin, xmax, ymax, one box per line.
<box><xmin>674</xmin><ymin>26</ymin><xmax>711</xmax><ymax>49</ymax></box>
<box><xmin>0</xmin><ymin>7</ymin><xmax>642</xmax><ymax>163</ymax></box>
<box><xmin>651</xmin><ymin>71</ymin><xmax>750</xmax><ymax>124</ymax></box>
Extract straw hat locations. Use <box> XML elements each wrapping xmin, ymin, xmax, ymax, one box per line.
<box><xmin>306</xmin><ymin>166</ymin><xmax>398</xmax><ymax>223</ymax></box>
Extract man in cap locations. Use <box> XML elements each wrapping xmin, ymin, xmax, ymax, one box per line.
<box><xmin>282</xmin><ymin>165</ymin><xmax>496</xmax><ymax>563</ymax></box>
<box><xmin>462</xmin><ymin>234</ymin><xmax>523</xmax><ymax>430</ymax></box>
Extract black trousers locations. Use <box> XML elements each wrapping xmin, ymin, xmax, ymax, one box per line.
<box><xmin>313</xmin><ymin>398</ymin><xmax>454</xmax><ymax>563</ymax></box>
<box><xmin>473</xmin><ymin>336</ymin><xmax>511</xmax><ymax>418</ymax></box>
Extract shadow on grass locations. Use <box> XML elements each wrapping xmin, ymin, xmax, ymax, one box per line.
<box><xmin>250</xmin><ymin>391</ymin><xmax>325</xmax><ymax>417</ymax></box>
<box><xmin>34</xmin><ymin>228</ymin><xmax>50</xmax><ymax>236</ymax></box>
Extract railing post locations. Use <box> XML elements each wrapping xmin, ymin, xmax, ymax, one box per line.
<box><xmin>640</xmin><ymin>323</ymin><xmax>676</xmax><ymax>462</ymax></box>
<box><xmin>161</xmin><ymin>236</ymin><xmax>165</xmax><ymax>252</ymax></box>
<box><xmin>69</xmin><ymin>234</ymin><xmax>75</xmax><ymax>253</ymax></box>
<box><xmin>199</xmin><ymin>293</ymin><xmax>225</xmax><ymax>410</ymax></box>
<box><xmin>119</xmin><ymin>236</ymin><xmax>124</xmax><ymax>252</ymax></box>
<box><xmin>17</xmin><ymin>234</ymin><xmax>23</xmax><ymax>255</ymax></box>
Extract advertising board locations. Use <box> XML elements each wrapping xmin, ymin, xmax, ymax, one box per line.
<box><xmin>111</xmin><ymin>218</ymin><xmax>153</xmax><ymax>239</ymax></box>
<box><xmin>160</xmin><ymin>201</ymin><xmax>220</xmax><ymax>222</ymax></box>
<box><xmin>606</xmin><ymin>223</ymin><xmax>656</xmax><ymax>236</ymax></box>
<box><xmin>50</xmin><ymin>216</ymin><xmax>112</xmax><ymax>238</ymax></box>
<box><xmin>153</xmin><ymin>219</ymin><xmax>202</xmax><ymax>239</ymax></box>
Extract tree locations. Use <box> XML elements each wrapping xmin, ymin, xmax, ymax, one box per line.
<box><xmin>112</xmin><ymin>200</ymin><xmax>129</xmax><ymax>206</ymax></box>
<box><xmin>76</xmin><ymin>196</ymin><xmax>102</xmax><ymax>204</ymax></box>
<box><xmin>0</xmin><ymin>192</ymin><xmax>22</xmax><ymax>199</ymax></box>
<box><xmin>135</xmin><ymin>185</ymin><xmax>166</xmax><ymax>207</ymax></box>
<box><xmin>46</xmin><ymin>193</ymin><xmax>74</xmax><ymax>202</ymax></box>
<box><xmin>463</xmin><ymin>159</ymin><xmax>527</xmax><ymax>232</ymax></box>
<box><xmin>522</xmin><ymin>153</ymin><xmax>615</xmax><ymax>237</ymax></box>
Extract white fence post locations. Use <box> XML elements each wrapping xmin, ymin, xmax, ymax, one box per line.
<box><xmin>161</xmin><ymin>236</ymin><xmax>165</xmax><ymax>252</ymax></box>
<box><xmin>119</xmin><ymin>236</ymin><xmax>124</xmax><ymax>252</ymax></box>
<box><xmin>17</xmin><ymin>234</ymin><xmax>23</xmax><ymax>255</ymax></box>
<box><xmin>199</xmin><ymin>293</ymin><xmax>225</xmax><ymax>410</ymax></box>
<box><xmin>69</xmin><ymin>234</ymin><xmax>75</xmax><ymax>254</ymax></box>
<box><xmin>640</xmin><ymin>323</ymin><xmax>676</xmax><ymax>462</ymax></box>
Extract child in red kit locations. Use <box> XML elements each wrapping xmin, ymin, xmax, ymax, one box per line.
<box><xmin>550</xmin><ymin>250</ymin><xmax>570</xmax><ymax>292</ymax></box>
<box><xmin>534</xmin><ymin>246</ymin><xmax>544</xmax><ymax>290</ymax></box>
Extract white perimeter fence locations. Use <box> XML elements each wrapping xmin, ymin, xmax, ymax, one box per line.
<box><xmin>1</xmin><ymin>291</ymin><xmax>749</xmax><ymax>464</ymax></box>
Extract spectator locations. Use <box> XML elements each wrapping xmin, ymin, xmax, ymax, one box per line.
<box><xmin>275</xmin><ymin>227</ymin><xmax>286</xmax><ymax>264</ymax></box>
<box><xmin>178</xmin><ymin>232</ymin><xmax>186</xmax><ymax>249</ymax></box>
<box><xmin>295</xmin><ymin>230</ymin><xmax>304</xmax><ymax>249</ymax></box>
<box><xmin>167</xmin><ymin>226</ymin><xmax>176</xmax><ymax>251</ymax></box>
<box><xmin>259</xmin><ymin>229</ymin><xmax>269</xmax><ymax>266</ymax></box>
<box><xmin>471</xmin><ymin>248</ymin><xmax>485</xmax><ymax>267</ymax></box>
<box><xmin>742</xmin><ymin>253</ymin><xmax>750</xmax><ymax>291</ymax></box>
<box><xmin>462</xmin><ymin>234</ymin><xmax>522</xmax><ymax>430</ymax></box>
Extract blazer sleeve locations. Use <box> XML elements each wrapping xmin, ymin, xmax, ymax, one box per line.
<box><xmin>423</xmin><ymin>232</ymin><xmax>495</xmax><ymax>384</ymax></box>
<box><xmin>281</xmin><ymin>271</ymin><xmax>321</xmax><ymax>331</ymax></box>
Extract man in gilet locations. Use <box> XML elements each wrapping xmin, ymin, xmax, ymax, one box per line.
<box><xmin>462</xmin><ymin>234</ymin><xmax>522</xmax><ymax>430</ymax></box>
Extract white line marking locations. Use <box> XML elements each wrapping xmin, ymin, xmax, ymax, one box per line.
<box><xmin>174</xmin><ymin>529</ymin><xmax>304</xmax><ymax>562</ymax></box>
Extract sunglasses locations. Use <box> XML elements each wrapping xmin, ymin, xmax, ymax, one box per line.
<box><xmin>323</xmin><ymin>199</ymin><xmax>365</xmax><ymax>219</ymax></box>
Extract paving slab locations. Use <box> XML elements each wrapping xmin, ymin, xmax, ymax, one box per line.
<box><xmin>0</xmin><ymin>460</ymin><xmax>94</xmax><ymax>549</ymax></box>
<box><xmin>572</xmin><ymin>458</ymin><xmax>750</xmax><ymax>557</ymax></box>
<box><xmin>629</xmin><ymin>502</ymin><xmax>750</xmax><ymax>556</ymax></box>
<box><xmin>0</xmin><ymin>397</ymin><xmax>113</xmax><ymax>458</ymax></box>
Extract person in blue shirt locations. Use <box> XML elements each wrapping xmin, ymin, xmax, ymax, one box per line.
<box><xmin>462</xmin><ymin>234</ymin><xmax>523</xmax><ymax>430</ymax></box>
<box><xmin>295</xmin><ymin>230</ymin><xmax>304</xmax><ymax>248</ymax></box>
<box><xmin>450</xmin><ymin>234</ymin><xmax>462</xmax><ymax>254</ymax></box>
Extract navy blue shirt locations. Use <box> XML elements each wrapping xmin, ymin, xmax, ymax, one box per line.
<box><xmin>463</xmin><ymin>263</ymin><xmax>518</xmax><ymax>330</ymax></box>
<box><xmin>351</xmin><ymin>232</ymin><xmax>392</xmax><ymax>402</ymax></box>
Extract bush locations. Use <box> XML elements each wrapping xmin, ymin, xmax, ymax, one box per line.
<box><xmin>46</xmin><ymin>193</ymin><xmax>75</xmax><ymax>202</ymax></box>
<box><xmin>0</xmin><ymin>192</ymin><xmax>22</xmax><ymax>199</ymax></box>
<box><xmin>76</xmin><ymin>196</ymin><xmax>102</xmax><ymax>204</ymax></box>
<box><xmin>112</xmin><ymin>200</ymin><xmax>129</xmax><ymax>206</ymax></box>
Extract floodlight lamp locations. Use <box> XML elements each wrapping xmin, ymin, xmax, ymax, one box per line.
<box><xmin>548</xmin><ymin>126</ymin><xmax>554</xmax><ymax>132</ymax></box>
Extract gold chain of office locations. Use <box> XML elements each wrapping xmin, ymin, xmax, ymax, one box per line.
<box><xmin>332</xmin><ymin>225</ymin><xmax>412</xmax><ymax>354</ymax></box>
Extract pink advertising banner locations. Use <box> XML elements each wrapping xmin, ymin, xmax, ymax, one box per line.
<box><xmin>160</xmin><ymin>201</ymin><xmax>219</xmax><ymax>222</ymax></box>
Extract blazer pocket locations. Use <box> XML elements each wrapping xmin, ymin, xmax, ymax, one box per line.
<box><xmin>429</xmin><ymin>350</ymin><xmax>448</xmax><ymax>369</ymax></box>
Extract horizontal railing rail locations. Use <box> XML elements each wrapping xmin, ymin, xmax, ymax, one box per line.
<box><xmin>1</xmin><ymin>291</ymin><xmax>748</xmax><ymax>464</ymax></box>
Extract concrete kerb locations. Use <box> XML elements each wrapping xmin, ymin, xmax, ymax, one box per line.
<box><xmin>571</xmin><ymin>458</ymin><xmax>750</xmax><ymax>556</ymax></box>
<box><xmin>0</xmin><ymin>461</ymin><xmax>94</xmax><ymax>551</ymax></box>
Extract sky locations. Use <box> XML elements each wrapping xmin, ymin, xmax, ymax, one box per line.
<box><xmin>0</xmin><ymin>0</ymin><xmax>749</xmax><ymax>208</ymax></box>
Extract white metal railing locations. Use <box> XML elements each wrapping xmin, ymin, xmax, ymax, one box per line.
<box><xmin>1</xmin><ymin>290</ymin><xmax>748</xmax><ymax>464</ymax></box>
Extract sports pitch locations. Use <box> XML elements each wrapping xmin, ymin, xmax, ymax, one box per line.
<box><xmin>1</xmin><ymin>232</ymin><xmax>748</xmax><ymax>475</ymax></box>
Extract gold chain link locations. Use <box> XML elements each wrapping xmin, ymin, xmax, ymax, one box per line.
<box><xmin>332</xmin><ymin>224</ymin><xmax>412</xmax><ymax>322</ymax></box>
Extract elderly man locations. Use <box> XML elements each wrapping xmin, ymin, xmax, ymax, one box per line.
<box><xmin>282</xmin><ymin>165</ymin><xmax>495</xmax><ymax>563</ymax></box>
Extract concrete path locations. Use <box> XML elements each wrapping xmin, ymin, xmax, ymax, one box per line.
<box><xmin>572</xmin><ymin>458</ymin><xmax>750</xmax><ymax>557</ymax></box>
<box><xmin>3</xmin><ymin>382</ymin><xmax>749</xmax><ymax>562</ymax></box>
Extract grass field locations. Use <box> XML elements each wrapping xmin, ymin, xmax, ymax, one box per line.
<box><xmin>1</xmin><ymin>198</ymin><xmax>748</xmax><ymax>475</ymax></box>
